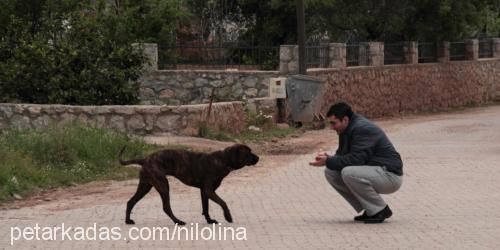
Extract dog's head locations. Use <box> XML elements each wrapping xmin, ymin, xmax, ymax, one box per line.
<box><xmin>224</xmin><ymin>144</ymin><xmax>259</xmax><ymax>170</ymax></box>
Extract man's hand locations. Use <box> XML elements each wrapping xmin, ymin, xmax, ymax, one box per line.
<box><xmin>309</xmin><ymin>152</ymin><xmax>329</xmax><ymax>167</ymax></box>
<box><xmin>315</xmin><ymin>151</ymin><xmax>329</xmax><ymax>160</ymax></box>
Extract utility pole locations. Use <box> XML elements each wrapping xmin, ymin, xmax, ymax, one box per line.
<box><xmin>296</xmin><ymin>0</ymin><xmax>306</xmax><ymax>75</ymax></box>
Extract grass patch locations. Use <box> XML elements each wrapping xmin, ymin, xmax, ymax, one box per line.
<box><xmin>198</xmin><ymin>116</ymin><xmax>297</xmax><ymax>143</ymax></box>
<box><xmin>198</xmin><ymin>125</ymin><xmax>297</xmax><ymax>143</ymax></box>
<box><xmin>198</xmin><ymin>109</ymin><xmax>297</xmax><ymax>143</ymax></box>
<box><xmin>236</xmin><ymin>126</ymin><xmax>297</xmax><ymax>142</ymax></box>
<box><xmin>0</xmin><ymin>123</ymin><xmax>178</xmax><ymax>202</ymax></box>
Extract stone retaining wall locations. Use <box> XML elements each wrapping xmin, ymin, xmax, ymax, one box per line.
<box><xmin>0</xmin><ymin>102</ymin><xmax>246</xmax><ymax>136</ymax></box>
<box><xmin>308</xmin><ymin>59</ymin><xmax>500</xmax><ymax>118</ymax></box>
<box><xmin>139</xmin><ymin>70</ymin><xmax>279</xmax><ymax>105</ymax></box>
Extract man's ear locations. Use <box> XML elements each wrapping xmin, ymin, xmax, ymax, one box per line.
<box><xmin>343</xmin><ymin>116</ymin><xmax>350</xmax><ymax>123</ymax></box>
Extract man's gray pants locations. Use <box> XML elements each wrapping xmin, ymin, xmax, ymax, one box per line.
<box><xmin>325</xmin><ymin>166</ymin><xmax>403</xmax><ymax>216</ymax></box>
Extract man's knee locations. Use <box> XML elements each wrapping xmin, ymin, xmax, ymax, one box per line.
<box><xmin>340</xmin><ymin>166</ymin><xmax>356</xmax><ymax>177</ymax></box>
<box><xmin>340</xmin><ymin>166</ymin><xmax>364</xmax><ymax>183</ymax></box>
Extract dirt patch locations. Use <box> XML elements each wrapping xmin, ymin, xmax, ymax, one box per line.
<box><xmin>251</xmin><ymin>129</ymin><xmax>334</xmax><ymax>155</ymax></box>
<box><xmin>145</xmin><ymin>129</ymin><xmax>335</xmax><ymax>156</ymax></box>
<box><xmin>0</xmin><ymin>181</ymin><xmax>115</xmax><ymax>210</ymax></box>
<box><xmin>0</xmin><ymin>128</ymin><xmax>334</xmax><ymax>211</ymax></box>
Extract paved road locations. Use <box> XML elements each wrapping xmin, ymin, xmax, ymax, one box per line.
<box><xmin>2</xmin><ymin>105</ymin><xmax>500</xmax><ymax>249</ymax></box>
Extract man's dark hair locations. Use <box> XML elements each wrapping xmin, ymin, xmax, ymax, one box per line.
<box><xmin>326</xmin><ymin>102</ymin><xmax>353</xmax><ymax>119</ymax></box>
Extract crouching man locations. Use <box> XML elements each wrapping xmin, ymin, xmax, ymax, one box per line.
<box><xmin>310</xmin><ymin>102</ymin><xmax>403</xmax><ymax>223</ymax></box>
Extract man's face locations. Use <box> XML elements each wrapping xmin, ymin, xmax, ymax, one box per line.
<box><xmin>328</xmin><ymin>115</ymin><xmax>349</xmax><ymax>135</ymax></box>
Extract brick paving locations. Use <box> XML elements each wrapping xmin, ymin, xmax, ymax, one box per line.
<box><xmin>2</xmin><ymin>105</ymin><xmax>500</xmax><ymax>249</ymax></box>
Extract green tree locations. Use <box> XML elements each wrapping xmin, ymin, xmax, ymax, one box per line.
<box><xmin>215</xmin><ymin>0</ymin><xmax>500</xmax><ymax>44</ymax></box>
<box><xmin>308</xmin><ymin>0</ymin><xmax>500</xmax><ymax>42</ymax></box>
<box><xmin>236</xmin><ymin>0</ymin><xmax>299</xmax><ymax>45</ymax></box>
<box><xmin>109</xmin><ymin>0</ymin><xmax>186</xmax><ymax>45</ymax></box>
<box><xmin>0</xmin><ymin>0</ymin><xmax>149</xmax><ymax>105</ymax></box>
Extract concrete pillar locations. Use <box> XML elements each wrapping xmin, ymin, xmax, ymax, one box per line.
<box><xmin>279</xmin><ymin>45</ymin><xmax>299</xmax><ymax>75</ymax></box>
<box><xmin>404</xmin><ymin>41</ymin><xmax>418</xmax><ymax>64</ymax></box>
<box><xmin>132</xmin><ymin>43</ymin><xmax>158</xmax><ymax>71</ymax></box>
<box><xmin>465</xmin><ymin>39</ymin><xmax>479</xmax><ymax>61</ymax></box>
<box><xmin>360</xmin><ymin>42</ymin><xmax>384</xmax><ymax>66</ymax></box>
<box><xmin>328</xmin><ymin>43</ymin><xmax>347</xmax><ymax>68</ymax></box>
<box><xmin>437</xmin><ymin>41</ymin><xmax>450</xmax><ymax>63</ymax></box>
<box><xmin>492</xmin><ymin>38</ymin><xmax>500</xmax><ymax>58</ymax></box>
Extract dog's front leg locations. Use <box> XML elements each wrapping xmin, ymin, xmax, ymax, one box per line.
<box><xmin>205</xmin><ymin>190</ymin><xmax>232</xmax><ymax>223</ymax></box>
<box><xmin>150</xmin><ymin>174</ymin><xmax>186</xmax><ymax>225</ymax></box>
<box><xmin>201</xmin><ymin>189</ymin><xmax>218</xmax><ymax>224</ymax></box>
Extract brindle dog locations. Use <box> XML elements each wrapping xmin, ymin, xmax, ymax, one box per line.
<box><xmin>119</xmin><ymin>144</ymin><xmax>259</xmax><ymax>225</ymax></box>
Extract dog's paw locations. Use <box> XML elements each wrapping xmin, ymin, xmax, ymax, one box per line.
<box><xmin>207</xmin><ymin>219</ymin><xmax>219</xmax><ymax>224</ymax></box>
<box><xmin>125</xmin><ymin>219</ymin><xmax>135</xmax><ymax>225</ymax></box>
<box><xmin>224</xmin><ymin>213</ymin><xmax>233</xmax><ymax>223</ymax></box>
<box><xmin>175</xmin><ymin>221</ymin><xmax>186</xmax><ymax>226</ymax></box>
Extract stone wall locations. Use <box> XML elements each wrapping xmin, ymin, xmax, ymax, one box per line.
<box><xmin>139</xmin><ymin>70</ymin><xmax>279</xmax><ymax>105</ymax></box>
<box><xmin>0</xmin><ymin>102</ymin><xmax>246</xmax><ymax>136</ymax></box>
<box><xmin>308</xmin><ymin>59</ymin><xmax>500</xmax><ymax>118</ymax></box>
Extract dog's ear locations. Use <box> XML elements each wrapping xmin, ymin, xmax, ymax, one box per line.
<box><xmin>224</xmin><ymin>144</ymin><xmax>258</xmax><ymax>169</ymax></box>
<box><xmin>224</xmin><ymin>144</ymin><xmax>239</xmax><ymax>161</ymax></box>
<box><xmin>224</xmin><ymin>144</ymin><xmax>246</xmax><ymax>169</ymax></box>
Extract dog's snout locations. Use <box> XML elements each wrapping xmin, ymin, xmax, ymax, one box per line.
<box><xmin>251</xmin><ymin>154</ymin><xmax>259</xmax><ymax>165</ymax></box>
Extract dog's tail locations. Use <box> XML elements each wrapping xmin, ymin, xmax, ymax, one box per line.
<box><xmin>118</xmin><ymin>145</ymin><xmax>145</xmax><ymax>166</ymax></box>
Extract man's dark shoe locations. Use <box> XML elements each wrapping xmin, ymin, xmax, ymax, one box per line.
<box><xmin>363</xmin><ymin>205</ymin><xmax>393</xmax><ymax>224</ymax></box>
<box><xmin>354</xmin><ymin>211</ymin><xmax>369</xmax><ymax>222</ymax></box>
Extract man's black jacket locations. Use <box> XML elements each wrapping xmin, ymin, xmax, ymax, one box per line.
<box><xmin>326</xmin><ymin>113</ymin><xmax>403</xmax><ymax>175</ymax></box>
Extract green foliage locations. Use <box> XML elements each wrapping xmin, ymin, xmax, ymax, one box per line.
<box><xmin>197</xmin><ymin>121</ymin><xmax>210</xmax><ymax>138</ymax></box>
<box><xmin>110</xmin><ymin>0</ymin><xmax>185</xmax><ymax>44</ymax></box>
<box><xmin>246</xmin><ymin>110</ymin><xmax>275</xmax><ymax>129</ymax></box>
<box><xmin>236</xmin><ymin>0</ymin><xmax>299</xmax><ymax>45</ymax></box>
<box><xmin>197</xmin><ymin>124</ymin><xmax>237</xmax><ymax>142</ymax></box>
<box><xmin>0</xmin><ymin>23</ymin><xmax>146</xmax><ymax>104</ymax></box>
<box><xmin>0</xmin><ymin>123</ymin><xmax>174</xmax><ymax>202</ymax></box>
<box><xmin>202</xmin><ymin>0</ymin><xmax>500</xmax><ymax>45</ymax></box>
<box><xmin>0</xmin><ymin>0</ymin><xmax>185</xmax><ymax>105</ymax></box>
<box><xmin>308</xmin><ymin>0</ymin><xmax>500</xmax><ymax>42</ymax></box>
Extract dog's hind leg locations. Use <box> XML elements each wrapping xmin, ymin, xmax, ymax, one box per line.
<box><xmin>201</xmin><ymin>190</ymin><xmax>218</xmax><ymax>224</ymax></box>
<box><xmin>150</xmin><ymin>174</ymin><xmax>186</xmax><ymax>225</ymax></box>
<box><xmin>125</xmin><ymin>170</ymin><xmax>152</xmax><ymax>224</ymax></box>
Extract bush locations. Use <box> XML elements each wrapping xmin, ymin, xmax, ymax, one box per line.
<box><xmin>0</xmin><ymin>1</ymin><xmax>147</xmax><ymax>105</ymax></box>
